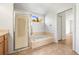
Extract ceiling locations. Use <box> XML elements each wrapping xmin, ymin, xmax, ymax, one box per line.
<box><xmin>14</xmin><ymin>3</ymin><xmax>74</xmax><ymax>15</ymax></box>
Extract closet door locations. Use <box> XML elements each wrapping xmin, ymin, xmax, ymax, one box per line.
<box><xmin>15</xmin><ymin>13</ymin><xmax>29</xmax><ymax>50</ymax></box>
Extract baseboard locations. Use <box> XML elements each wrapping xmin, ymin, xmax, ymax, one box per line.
<box><xmin>8</xmin><ymin>47</ymin><xmax>31</xmax><ymax>54</ymax></box>
<box><xmin>74</xmin><ymin>49</ymin><xmax>79</xmax><ymax>55</ymax></box>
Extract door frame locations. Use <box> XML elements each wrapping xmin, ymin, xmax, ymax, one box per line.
<box><xmin>57</xmin><ymin>15</ymin><xmax>62</xmax><ymax>40</ymax></box>
<box><xmin>13</xmin><ymin>11</ymin><xmax>30</xmax><ymax>50</ymax></box>
<box><xmin>57</xmin><ymin>8</ymin><xmax>74</xmax><ymax>49</ymax></box>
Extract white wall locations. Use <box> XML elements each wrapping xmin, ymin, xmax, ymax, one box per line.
<box><xmin>66</xmin><ymin>19</ymin><xmax>71</xmax><ymax>34</ymax></box>
<box><xmin>0</xmin><ymin>3</ymin><xmax>13</xmax><ymax>53</ymax></box>
<box><xmin>65</xmin><ymin>9</ymin><xmax>73</xmax><ymax>34</ymax></box>
<box><xmin>45</xmin><ymin>11</ymin><xmax>58</xmax><ymax>42</ymax></box>
<box><xmin>75</xmin><ymin>4</ymin><xmax>79</xmax><ymax>54</ymax></box>
<box><xmin>45</xmin><ymin>11</ymin><xmax>56</xmax><ymax>33</ymax></box>
<box><xmin>68</xmin><ymin>4</ymin><xmax>79</xmax><ymax>54</ymax></box>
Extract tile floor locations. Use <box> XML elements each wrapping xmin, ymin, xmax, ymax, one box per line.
<box><xmin>11</xmin><ymin>42</ymin><xmax>77</xmax><ymax>55</ymax></box>
<box><xmin>11</xmin><ymin>34</ymin><xmax>77</xmax><ymax>55</ymax></box>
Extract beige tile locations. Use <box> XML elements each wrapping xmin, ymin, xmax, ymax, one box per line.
<box><xmin>11</xmin><ymin>42</ymin><xmax>77</xmax><ymax>55</ymax></box>
<box><xmin>11</xmin><ymin>34</ymin><xmax>77</xmax><ymax>55</ymax></box>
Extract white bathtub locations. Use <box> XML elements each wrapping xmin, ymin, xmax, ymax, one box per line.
<box><xmin>30</xmin><ymin>34</ymin><xmax>54</xmax><ymax>49</ymax></box>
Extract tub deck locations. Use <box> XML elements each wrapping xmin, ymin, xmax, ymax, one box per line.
<box><xmin>30</xmin><ymin>34</ymin><xmax>54</xmax><ymax>49</ymax></box>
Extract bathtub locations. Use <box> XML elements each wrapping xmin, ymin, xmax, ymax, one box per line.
<box><xmin>30</xmin><ymin>34</ymin><xmax>54</xmax><ymax>49</ymax></box>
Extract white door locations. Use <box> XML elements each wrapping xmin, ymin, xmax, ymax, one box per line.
<box><xmin>57</xmin><ymin>14</ymin><xmax>66</xmax><ymax>40</ymax></box>
<box><xmin>57</xmin><ymin>15</ymin><xmax>62</xmax><ymax>40</ymax></box>
<box><xmin>15</xmin><ymin>13</ymin><xmax>29</xmax><ymax>50</ymax></box>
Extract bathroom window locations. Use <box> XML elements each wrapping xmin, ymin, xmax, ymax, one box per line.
<box><xmin>31</xmin><ymin>15</ymin><xmax>43</xmax><ymax>23</ymax></box>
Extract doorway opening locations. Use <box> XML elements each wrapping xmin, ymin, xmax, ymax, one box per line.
<box><xmin>57</xmin><ymin>8</ymin><xmax>73</xmax><ymax>49</ymax></box>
